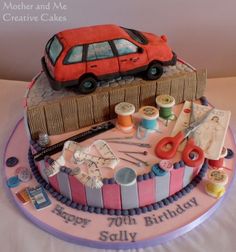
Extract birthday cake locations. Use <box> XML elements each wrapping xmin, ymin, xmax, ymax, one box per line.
<box><xmin>4</xmin><ymin>24</ymin><xmax>235</xmax><ymax>248</ymax></box>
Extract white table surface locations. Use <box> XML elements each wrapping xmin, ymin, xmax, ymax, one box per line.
<box><xmin>0</xmin><ymin>77</ymin><xmax>236</xmax><ymax>252</ymax></box>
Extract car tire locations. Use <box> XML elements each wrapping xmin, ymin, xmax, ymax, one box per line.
<box><xmin>76</xmin><ymin>76</ymin><xmax>97</xmax><ymax>94</ymax></box>
<box><xmin>146</xmin><ymin>63</ymin><xmax>163</xmax><ymax>80</ymax></box>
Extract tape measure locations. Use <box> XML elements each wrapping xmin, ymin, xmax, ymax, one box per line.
<box><xmin>34</xmin><ymin>121</ymin><xmax>115</xmax><ymax>161</ymax></box>
<box><xmin>73</xmin><ymin>140</ymin><xmax>119</xmax><ymax>169</ymax></box>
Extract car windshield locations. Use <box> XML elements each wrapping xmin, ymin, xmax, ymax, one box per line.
<box><xmin>122</xmin><ymin>27</ymin><xmax>148</xmax><ymax>45</ymax></box>
<box><xmin>47</xmin><ymin>36</ymin><xmax>63</xmax><ymax>65</ymax></box>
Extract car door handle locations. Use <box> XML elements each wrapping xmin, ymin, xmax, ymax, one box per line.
<box><xmin>120</xmin><ymin>59</ymin><xmax>128</xmax><ymax>62</ymax></box>
<box><xmin>90</xmin><ymin>65</ymin><xmax>97</xmax><ymax>68</ymax></box>
<box><xmin>130</xmin><ymin>57</ymin><xmax>139</xmax><ymax>62</ymax></box>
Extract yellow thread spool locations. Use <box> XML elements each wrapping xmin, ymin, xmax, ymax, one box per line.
<box><xmin>205</xmin><ymin>169</ymin><xmax>228</xmax><ymax>198</ymax></box>
<box><xmin>115</xmin><ymin>102</ymin><xmax>135</xmax><ymax>133</ymax></box>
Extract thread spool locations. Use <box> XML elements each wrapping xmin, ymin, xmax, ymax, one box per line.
<box><xmin>136</xmin><ymin>106</ymin><xmax>159</xmax><ymax>139</ymax></box>
<box><xmin>205</xmin><ymin>169</ymin><xmax>228</xmax><ymax>198</ymax></box>
<box><xmin>156</xmin><ymin>94</ymin><xmax>176</xmax><ymax>120</ymax></box>
<box><xmin>115</xmin><ymin>102</ymin><xmax>135</xmax><ymax>133</ymax></box>
<box><xmin>208</xmin><ymin>147</ymin><xmax>227</xmax><ymax>169</ymax></box>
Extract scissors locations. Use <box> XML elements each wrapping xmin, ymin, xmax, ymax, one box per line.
<box><xmin>155</xmin><ymin>103</ymin><xmax>213</xmax><ymax>167</ymax></box>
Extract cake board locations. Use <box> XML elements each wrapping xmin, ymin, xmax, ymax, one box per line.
<box><xmin>3</xmin><ymin>118</ymin><xmax>236</xmax><ymax>250</ymax></box>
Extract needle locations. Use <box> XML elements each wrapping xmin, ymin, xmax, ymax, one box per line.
<box><xmin>118</xmin><ymin>150</ymin><xmax>148</xmax><ymax>156</ymax></box>
<box><xmin>119</xmin><ymin>157</ymin><xmax>144</xmax><ymax>167</ymax></box>
<box><xmin>124</xmin><ymin>153</ymin><xmax>149</xmax><ymax>166</ymax></box>
<box><xmin>102</xmin><ymin>136</ymin><xmax>134</xmax><ymax>140</ymax></box>
<box><xmin>106</xmin><ymin>140</ymin><xmax>151</xmax><ymax>148</ymax></box>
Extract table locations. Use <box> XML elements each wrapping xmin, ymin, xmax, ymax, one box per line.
<box><xmin>0</xmin><ymin>77</ymin><xmax>236</xmax><ymax>252</ymax></box>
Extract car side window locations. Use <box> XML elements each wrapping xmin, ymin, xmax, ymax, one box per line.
<box><xmin>87</xmin><ymin>42</ymin><xmax>114</xmax><ymax>61</ymax></box>
<box><xmin>48</xmin><ymin>36</ymin><xmax>63</xmax><ymax>65</ymax></box>
<box><xmin>64</xmin><ymin>46</ymin><xmax>83</xmax><ymax>64</ymax></box>
<box><xmin>114</xmin><ymin>39</ymin><xmax>138</xmax><ymax>56</ymax></box>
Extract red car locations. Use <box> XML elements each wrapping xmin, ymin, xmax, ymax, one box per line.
<box><xmin>42</xmin><ymin>24</ymin><xmax>177</xmax><ymax>94</ymax></box>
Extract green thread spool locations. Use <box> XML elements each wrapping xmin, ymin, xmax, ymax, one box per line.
<box><xmin>156</xmin><ymin>94</ymin><xmax>176</xmax><ymax>120</ymax></box>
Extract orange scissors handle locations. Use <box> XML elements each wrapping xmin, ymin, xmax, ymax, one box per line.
<box><xmin>155</xmin><ymin>131</ymin><xmax>185</xmax><ymax>159</ymax></box>
<box><xmin>182</xmin><ymin>138</ymin><xmax>205</xmax><ymax>167</ymax></box>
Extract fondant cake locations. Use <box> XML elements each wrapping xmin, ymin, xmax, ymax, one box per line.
<box><xmin>3</xmin><ymin>24</ymin><xmax>235</xmax><ymax>249</ymax></box>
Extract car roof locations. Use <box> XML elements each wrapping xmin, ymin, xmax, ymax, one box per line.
<box><xmin>57</xmin><ymin>24</ymin><xmax>130</xmax><ymax>46</ymax></box>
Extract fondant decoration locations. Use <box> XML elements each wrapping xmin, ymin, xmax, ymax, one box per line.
<box><xmin>28</xmin><ymin>148</ymin><xmax>208</xmax><ymax>215</ymax></box>
<box><xmin>159</xmin><ymin>160</ymin><xmax>173</xmax><ymax>172</ymax></box>
<box><xmin>34</xmin><ymin>121</ymin><xmax>115</xmax><ymax>161</ymax></box>
<box><xmin>169</xmin><ymin>166</ymin><xmax>185</xmax><ymax>195</ymax></box>
<box><xmin>57</xmin><ymin>172</ymin><xmax>72</xmax><ymax>200</ymax></box>
<box><xmin>124</xmin><ymin>153</ymin><xmax>149</xmax><ymax>166</ymax></box>
<box><xmin>156</xmin><ymin>95</ymin><xmax>176</xmax><ymax>120</ymax></box>
<box><xmin>208</xmin><ymin>147</ymin><xmax>227</xmax><ymax>169</ymax></box>
<box><xmin>154</xmin><ymin>171</ymin><xmax>170</xmax><ymax>201</ymax></box>
<box><xmin>119</xmin><ymin>157</ymin><xmax>143</xmax><ymax>167</ymax></box>
<box><xmin>27</xmin><ymin>185</ymin><xmax>51</xmax><ymax>210</ymax></box>
<box><xmin>102</xmin><ymin>183</ymin><xmax>121</xmax><ymax>210</ymax></box>
<box><xmin>155</xmin><ymin>106</ymin><xmax>213</xmax><ymax>167</ymax></box>
<box><xmin>85</xmin><ymin>187</ymin><xmax>103</xmax><ymax>208</ymax></box>
<box><xmin>205</xmin><ymin>169</ymin><xmax>228</xmax><ymax>198</ymax></box>
<box><xmin>42</xmin><ymin>24</ymin><xmax>177</xmax><ymax>94</ymax></box>
<box><xmin>136</xmin><ymin>106</ymin><xmax>160</xmax><ymax>139</ymax></box>
<box><xmin>106</xmin><ymin>140</ymin><xmax>151</xmax><ymax>148</ymax></box>
<box><xmin>15</xmin><ymin>166</ymin><xmax>32</xmax><ymax>182</ymax></box>
<box><xmin>37</xmin><ymin>132</ymin><xmax>50</xmax><ymax>147</ymax></box>
<box><xmin>225</xmin><ymin>148</ymin><xmax>234</xmax><ymax>159</ymax></box>
<box><xmin>49</xmin><ymin>140</ymin><xmax>118</xmax><ymax>189</ymax></box>
<box><xmin>200</xmin><ymin>96</ymin><xmax>209</xmax><ymax>106</ymax></box>
<box><xmin>15</xmin><ymin>188</ymin><xmax>30</xmax><ymax>205</ymax></box>
<box><xmin>6</xmin><ymin>156</ymin><xmax>19</xmax><ymax>167</ymax></box>
<box><xmin>74</xmin><ymin>140</ymin><xmax>119</xmax><ymax>169</ymax></box>
<box><xmin>115</xmin><ymin>102</ymin><xmax>135</xmax><ymax>132</ymax></box>
<box><xmin>187</xmin><ymin>103</ymin><xmax>231</xmax><ymax>160</ymax></box>
<box><xmin>118</xmin><ymin>150</ymin><xmax>148</xmax><ymax>156</ymax></box>
<box><xmin>152</xmin><ymin>164</ymin><xmax>167</xmax><ymax>176</ymax></box>
<box><xmin>7</xmin><ymin>176</ymin><xmax>20</xmax><ymax>188</ymax></box>
<box><xmin>114</xmin><ymin>167</ymin><xmax>137</xmax><ymax>186</ymax></box>
<box><xmin>121</xmin><ymin>182</ymin><xmax>139</xmax><ymax>209</ymax></box>
<box><xmin>138</xmin><ymin>179</ymin><xmax>155</xmax><ymax>207</ymax></box>
<box><xmin>183</xmin><ymin>166</ymin><xmax>195</xmax><ymax>187</ymax></box>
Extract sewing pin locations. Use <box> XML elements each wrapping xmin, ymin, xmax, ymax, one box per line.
<box><xmin>118</xmin><ymin>150</ymin><xmax>148</xmax><ymax>156</ymax></box>
<box><xmin>119</xmin><ymin>157</ymin><xmax>144</xmax><ymax>167</ymax></box>
<box><xmin>124</xmin><ymin>153</ymin><xmax>149</xmax><ymax>166</ymax></box>
<box><xmin>106</xmin><ymin>140</ymin><xmax>151</xmax><ymax>148</ymax></box>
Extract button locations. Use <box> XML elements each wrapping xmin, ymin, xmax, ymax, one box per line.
<box><xmin>225</xmin><ymin>148</ymin><xmax>234</xmax><ymax>159</ymax></box>
<box><xmin>114</xmin><ymin>167</ymin><xmax>137</xmax><ymax>186</ymax></box>
<box><xmin>16</xmin><ymin>167</ymin><xmax>32</xmax><ymax>182</ymax></box>
<box><xmin>159</xmin><ymin>160</ymin><xmax>173</xmax><ymax>172</ymax></box>
<box><xmin>7</xmin><ymin>176</ymin><xmax>20</xmax><ymax>188</ymax></box>
<box><xmin>6</xmin><ymin>157</ymin><xmax>19</xmax><ymax>167</ymax></box>
<box><xmin>152</xmin><ymin>164</ymin><xmax>167</xmax><ymax>176</ymax></box>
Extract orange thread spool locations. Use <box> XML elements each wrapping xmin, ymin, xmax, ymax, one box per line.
<box><xmin>208</xmin><ymin>147</ymin><xmax>227</xmax><ymax>169</ymax></box>
<box><xmin>115</xmin><ymin>102</ymin><xmax>135</xmax><ymax>132</ymax></box>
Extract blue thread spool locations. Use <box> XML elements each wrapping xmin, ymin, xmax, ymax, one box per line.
<box><xmin>137</xmin><ymin>106</ymin><xmax>159</xmax><ymax>139</ymax></box>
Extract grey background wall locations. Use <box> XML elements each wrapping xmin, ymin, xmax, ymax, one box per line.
<box><xmin>0</xmin><ymin>0</ymin><xmax>235</xmax><ymax>81</ymax></box>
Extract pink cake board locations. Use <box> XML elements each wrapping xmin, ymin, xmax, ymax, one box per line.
<box><xmin>3</xmin><ymin>118</ymin><xmax>236</xmax><ymax>250</ymax></box>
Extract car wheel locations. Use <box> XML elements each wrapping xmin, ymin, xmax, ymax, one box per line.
<box><xmin>76</xmin><ymin>77</ymin><xmax>97</xmax><ymax>94</ymax></box>
<box><xmin>146</xmin><ymin>63</ymin><xmax>163</xmax><ymax>80</ymax></box>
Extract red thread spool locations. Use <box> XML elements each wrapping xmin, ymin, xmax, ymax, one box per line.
<box><xmin>115</xmin><ymin>102</ymin><xmax>135</xmax><ymax>133</ymax></box>
<box><xmin>208</xmin><ymin>147</ymin><xmax>227</xmax><ymax>169</ymax></box>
